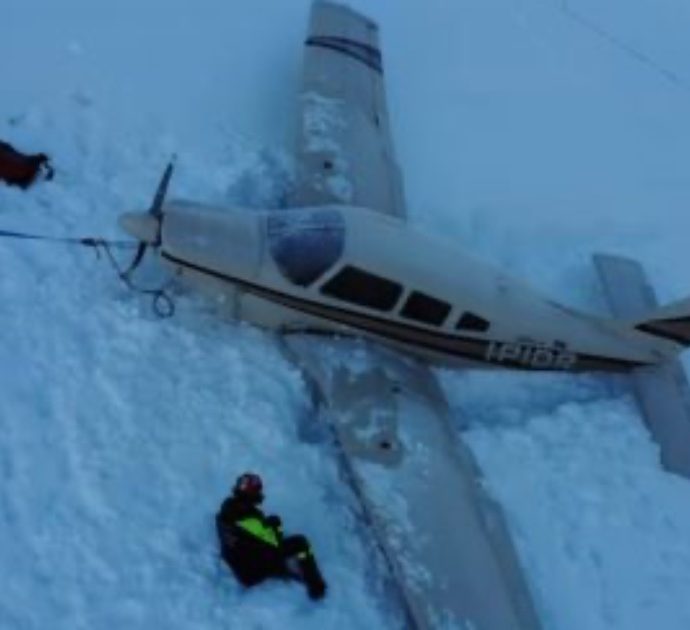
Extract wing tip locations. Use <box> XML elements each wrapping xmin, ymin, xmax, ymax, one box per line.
<box><xmin>311</xmin><ymin>1</ymin><xmax>379</xmax><ymax>32</ymax></box>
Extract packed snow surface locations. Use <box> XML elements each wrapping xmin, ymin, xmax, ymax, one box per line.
<box><xmin>2</xmin><ymin>1</ymin><xmax>690</xmax><ymax>629</ymax></box>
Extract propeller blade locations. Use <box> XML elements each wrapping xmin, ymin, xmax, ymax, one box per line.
<box><xmin>121</xmin><ymin>157</ymin><xmax>175</xmax><ymax>279</ymax></box>
<box><xmin>149</xmin><ymin>158</ymin><xmax>175</xmax><ymax>218</ymax></box>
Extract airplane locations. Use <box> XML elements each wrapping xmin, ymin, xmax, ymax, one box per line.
<box><xmin>118</xmin><ymin>6</ymin><xmax>690</xmax><ymax>377</ymax></box>
<box><xmin>117</xmin><ymin>3</ymin><xmax>690</xmax><ymax>627</ymax></box>
<box><xmin>121</xmin><ymin>192</ymin><xmax>690</xmax><ymax>373</ymax></box>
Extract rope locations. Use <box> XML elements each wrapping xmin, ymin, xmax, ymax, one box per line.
<box><xmin>0</xmin><ymin>227</ymin><xmax>176</xmax><ymax>318</ymax></box>
<box><xmin>0</xmin><ymin>228</ymin><xmax>135</xmax><ymax>248</ymax></box>
<box><xmin>93</xmin><ymin>239</ymin><xmax>176</xmax><ymax>318</ymax></box>
<box><xmin>557</xmin><ymin>0</ymin><xmax>690</xmax><ymax>94</ymax></box>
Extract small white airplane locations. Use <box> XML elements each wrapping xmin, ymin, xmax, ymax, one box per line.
<box><xmin>120</xmin><ymin>3</ymin><xmax>690</xmax><ymax>376</ymax></box>
<box><xmin>118</xmin><ymin>4</ymin><xmax>690</xmax><ymax>627</ymax></box>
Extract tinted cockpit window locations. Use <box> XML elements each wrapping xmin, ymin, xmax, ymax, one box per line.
<box><xmin>400</xmin><ymin>291</ymin><xmax>451</xmax><ymax>326</ymax></box>
<box><xmin>321</xmin><ymin>265</ymin><xmax>402</xmax><ymax>311</ymax></box>
<box><xmin>267</xmin><ymin>209</ymin><xmax>345</xmax><ymax>286</ymax></box>
<box><xmin>456</xmin><ymin>312</ymin><xmax>490</xmax><ymax>332</ymax></box>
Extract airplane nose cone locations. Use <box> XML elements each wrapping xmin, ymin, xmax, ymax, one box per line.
<box><xmin>119</xmin><ymin>212</ymin><xmax>160</xmax><ymax>244</ymax></box>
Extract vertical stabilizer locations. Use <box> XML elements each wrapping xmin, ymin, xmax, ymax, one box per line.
<box><xmin>635</xmin><ymin>297</ymin><xmax>690</xmax><ymax>347</ymax></box>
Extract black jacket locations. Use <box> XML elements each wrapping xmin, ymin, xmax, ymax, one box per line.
<box><xmin>215</xmin><ymin>496</ymin><xmax>284</xmax><ymax>585</ymax></box>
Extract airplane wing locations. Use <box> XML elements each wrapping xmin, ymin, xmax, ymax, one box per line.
<box><xmin>282</xmin><ymin>337</ymin><xmax>542</xmax><ymax>630</ymax></box>
<box><xmin>289</xmin><ymin>1</ymin><xmax>407</xmax><ymax>219</ymax></box>
<box><xmin>281</xmin><ymin>6</ymin><xmax>541</xmax><ymax>627</ymax></box>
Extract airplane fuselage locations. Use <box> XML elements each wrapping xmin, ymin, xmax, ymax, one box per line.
<box><xmin>128</xmin><ymin>201</ymin><xmax>676</xmax><ymax>373</ymax></box>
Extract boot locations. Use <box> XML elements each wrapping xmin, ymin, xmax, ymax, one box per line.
<box><xmin>300</xmin><ymin>555</ymin><xmax>327</xmax><ymax>600</ymax></box>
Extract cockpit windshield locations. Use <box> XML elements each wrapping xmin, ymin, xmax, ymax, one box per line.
<box><xmin>267</xmin><ymin>208</ymin><xmax>345</xmax><ymax>286</ymax></box>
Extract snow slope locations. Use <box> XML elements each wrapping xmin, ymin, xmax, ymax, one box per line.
<box><xmin>2</xmin><ymin>0</ymin><xmax>690</xmax><ymax>629</ymax></box>
<box><xmin>0</xmin><ymin>93</ymin><xmax>397</xmax><ymax>630</ymax></box>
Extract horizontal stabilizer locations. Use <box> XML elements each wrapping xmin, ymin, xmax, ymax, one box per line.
<box><xmin>594</xmin><ymin>253</ymin><xmax>690</xmax><ymax>477</ymax></box>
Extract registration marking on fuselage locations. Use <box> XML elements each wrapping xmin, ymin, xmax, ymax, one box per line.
<box><xmin>485</xmin><ymin>341</ymin><xmax>578</xmax><ymax>370</ymax></box>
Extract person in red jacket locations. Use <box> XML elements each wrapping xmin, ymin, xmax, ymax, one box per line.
<box><xmin>0</xmin><ymin>141</ymin><xmax>53</xmax><ymax>188</ymax></box>
<box><xmin>216</xmin><ymin>472</ymin><xmax>327</xmax><ymax>600</ymax></box>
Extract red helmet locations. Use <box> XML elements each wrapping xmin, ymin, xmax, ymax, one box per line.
<box><xmin>233</xmin><ymin>472</ymin><xmax>264</xmax><ymax>503</ymax></box>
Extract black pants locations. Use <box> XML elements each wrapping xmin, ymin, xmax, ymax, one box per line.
<box><xmin>220</xmin><ymin>533</ymin><xmax>315</xmax><ymax>587</ymax></box>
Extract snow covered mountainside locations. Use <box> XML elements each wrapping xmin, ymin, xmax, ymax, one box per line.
<box><xmin>2</xmin><ymin>1</ymin><xmax>690</xmax><ymax>629</ymax></box>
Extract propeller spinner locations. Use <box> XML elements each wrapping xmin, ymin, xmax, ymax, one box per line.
<box><xmin>120</xmin><ymin>159</ymin><xmax>175</xmax><ymax>278</ymax></box>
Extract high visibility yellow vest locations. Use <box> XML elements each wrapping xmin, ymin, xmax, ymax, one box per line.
<box><xmin>236</xmin><ymin>517</ymin><xmax>280</xmax><ymax>547</ymax></box>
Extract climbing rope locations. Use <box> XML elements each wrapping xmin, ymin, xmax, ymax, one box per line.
<box><xmin>0</xmin><ymin>228</ymin><xmax>176</xmax><ymax>318</ymax></box>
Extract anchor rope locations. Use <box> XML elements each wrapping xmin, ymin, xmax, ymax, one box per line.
<box><xmin>0</xmin><ymin>227</ymin><xmax>175</xmax><ymax>318</ymax></box>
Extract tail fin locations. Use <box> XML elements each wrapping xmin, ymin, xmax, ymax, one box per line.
<box><xmin>635</xmin><ymin>297</ymin><xmax>690</xmax><ymax>346</ymax></box>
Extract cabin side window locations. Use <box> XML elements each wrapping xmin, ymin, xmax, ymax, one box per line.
<box><xmin>400</xmin><ymin>291</ymin><xmax>451</xmax><ymax>326</ymax></box>
<box><xmin>320</xmin><ymin>265</ymin><xmax>402</xmax><ymax>311</ymax></box>
<box><xmin>456</xmin><ymin>311</ymin><xmax>490</xmax><ymax>332</ymax></box>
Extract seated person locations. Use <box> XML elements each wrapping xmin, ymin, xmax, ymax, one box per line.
<box><xmin>216</xmin><ymin>472</ymin><xmax>327</xmax><ymax>600</ymax></box>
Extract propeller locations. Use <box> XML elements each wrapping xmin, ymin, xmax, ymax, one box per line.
<box><xmin>120</xmin><ymin>158</ymin><xmax>175</xmax><ymax>279</ymax></box>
